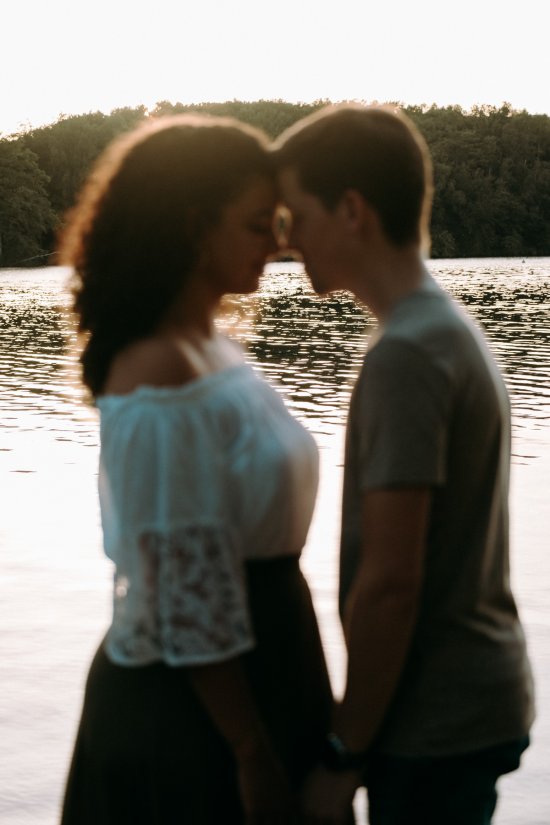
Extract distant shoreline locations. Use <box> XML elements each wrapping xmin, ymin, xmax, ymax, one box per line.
<box><xmin>2</xmin><ymin>101</ymin><xmax>550</xmax><ymax>266</ymax></box>
<box><xmin>2</xmin><ymin>97</ymin><xmax>548</xmax><ymax>138</ymax></box>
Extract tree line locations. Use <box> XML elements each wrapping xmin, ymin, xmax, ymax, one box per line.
<box><xmin>2</xmin><ymin>99</ymin><xmax>550</xmax><ymax>267</ymax></box>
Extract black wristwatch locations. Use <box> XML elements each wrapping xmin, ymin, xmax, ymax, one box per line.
<box><xmin>320</xmin><ymin>732</ymin><xmax>370</xmax><ymax>772</ymax></box>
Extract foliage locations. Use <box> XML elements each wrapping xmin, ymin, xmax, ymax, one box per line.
<box><xmin>0</xmin><ymin>139</ymin><xmax>57</xmax><ymax>267</ymax></box>
<box><xmin>19</xmin><ymin>107</ymin><xmax>148</xmax><ymax>215</ymax></box>
<box><xmin>150</xmin><ymin>99</ymin><xmax>326</xmax><ymax>139</ymax></box>
<box><xmin>3</xmin><ymin>100</ymin><xmax>550</xmax><ymax>263</ymax></box>
<box><xmin>405</xmin><ymin>103</ymin><xmax>550</xmax><ymax>257</ymax></box>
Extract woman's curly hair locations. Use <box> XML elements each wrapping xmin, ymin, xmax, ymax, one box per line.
<box><xmin>58</xmin><ymin>114</ymin><xmax>273</xmax><ymax>397</ymax></box>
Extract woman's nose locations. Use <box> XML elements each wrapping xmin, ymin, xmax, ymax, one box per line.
<box><xmin>266</xmin><ymin>231</ymin><xmax>279</xmax><ymax>257</ymax></box>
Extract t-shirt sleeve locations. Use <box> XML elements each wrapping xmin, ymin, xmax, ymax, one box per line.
<box><xmin>99</xmin><ymin>398</ymin><xmax>255</xmax><ymax>666</ymax></box>
<box><xmin>354</xmin><ymin>338</ymin><xmax>452</xmax><ymax>490</ymax></box>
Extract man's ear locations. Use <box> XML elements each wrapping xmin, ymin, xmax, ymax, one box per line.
<box><xmin>339</xmin><ymin>189</ymin><xmax>378</xmax><ymax>235</ymax></box>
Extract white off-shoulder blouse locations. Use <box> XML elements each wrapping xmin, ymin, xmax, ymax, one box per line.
<box><xmin>96</xmin><ymin>363</ymin><xmax>319</xmax><ymax>668</ymax></box>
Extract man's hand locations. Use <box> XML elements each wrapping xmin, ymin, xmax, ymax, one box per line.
<box><xmin>301</xmin><ymin>764</ymin><xmax>360</xmax><ymax>825</ymax></box>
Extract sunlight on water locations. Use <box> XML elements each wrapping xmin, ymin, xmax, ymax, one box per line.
<box><xmin>1</xmin><ymin>260</ymin><xmax>549</xmax><ymax>824</ymax></box>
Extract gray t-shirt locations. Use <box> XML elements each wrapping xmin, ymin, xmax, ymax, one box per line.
<box><xmin>340</xmin><ymin>272</ymin><xmax>535</xmax><ymax>757</ymax></box>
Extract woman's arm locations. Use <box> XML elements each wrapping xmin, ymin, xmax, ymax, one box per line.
<box><xmin>188</xmin><ymin>658</ymin><xmax>297</xmax><ymax>825</ymax></box>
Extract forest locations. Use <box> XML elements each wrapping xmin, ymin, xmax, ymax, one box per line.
<box><xmin>1</xmin><ymin>99</ymin><xmax>550</xmax><ymax>266</ymax></box>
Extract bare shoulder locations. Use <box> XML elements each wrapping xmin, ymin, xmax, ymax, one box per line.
<box><xmin>103</xmin><ymin>337</ymin><xmax>197</xmax><ymax>395</ymax></box>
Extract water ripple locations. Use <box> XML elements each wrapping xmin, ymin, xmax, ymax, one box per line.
<box><xmin>1</xmin><ymin>260</ymin><xmax>549</xmax><ymax>460</ymax></box>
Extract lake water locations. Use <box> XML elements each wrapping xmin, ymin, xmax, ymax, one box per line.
<box><xmin>0</xmin><ymin>259</ymin><xmax>549</xmax><ymax>824</ymax></box>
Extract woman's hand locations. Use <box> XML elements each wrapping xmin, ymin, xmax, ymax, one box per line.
<box><xmin>236</xmin><ymin>737</ymin><xmax>299</xmax><ymax>825</ymax></box>
<box><xmin>301</xmin><ymin>764</ymin><xmax>359</xmax><ymax>825</ymax></box>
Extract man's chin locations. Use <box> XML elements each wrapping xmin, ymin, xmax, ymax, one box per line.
<box><xmin>307</xmin><ymin>274</ymin><xmax>333</xmax><ymax>297</ymax></box>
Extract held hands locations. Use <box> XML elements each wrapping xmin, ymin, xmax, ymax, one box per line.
<box><xmin>236</xmin><ymin>746</ymin><xmax>360</xmax><ymax>825</ymax></box>
<box><xmin>234</xmin><ymin>730</ymin><xmax>362</xmax><ymax>824</ymax></box>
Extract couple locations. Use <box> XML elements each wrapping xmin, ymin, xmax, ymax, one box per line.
<box><xmin>59</xmin><ymin>105</ymin><xmax>534</xmax><ymax>825</ymax></box>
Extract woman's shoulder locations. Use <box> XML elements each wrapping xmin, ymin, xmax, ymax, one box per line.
<box><xmin>98</xmin><ymin>334</ymin><xmax>262</xmax><ymax>416</ymax></box>
<box><xmin>103</xmin><ymin>336</ymin><xmax>198</xmax><ymax>396</ymax></box>
<box><xmin>102</xmin><ymin>333</ymin><xmax>251</xmax><ymax>397</ymax></box>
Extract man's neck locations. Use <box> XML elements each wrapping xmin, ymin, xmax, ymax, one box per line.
<box><xmin>350</xmin><ymin>244</ymin><xmax>426</xmax><ymax>322</ymax></box>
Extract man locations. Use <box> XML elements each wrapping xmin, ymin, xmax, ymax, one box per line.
<box><xmin>273</xmin><ymin>105</ymin><xmax>535</xmax><ymax>825</ymax></box>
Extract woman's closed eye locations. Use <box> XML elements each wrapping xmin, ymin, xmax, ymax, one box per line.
<box><xmin>247</xmin><ymin>221</ymin><xmax>274</xmax><ymax>236</ymax></box>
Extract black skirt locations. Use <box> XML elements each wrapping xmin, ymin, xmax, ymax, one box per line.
<box><xmin>60</xmin><ymin>557</ymin><xmax>333</xmax><ymax>824</ymax></box>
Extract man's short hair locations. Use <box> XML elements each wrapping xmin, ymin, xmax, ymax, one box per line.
<box><xmin>273</xmin><ymin>104</ymin><xmax>433</xmax><ymax>251</ymax></box>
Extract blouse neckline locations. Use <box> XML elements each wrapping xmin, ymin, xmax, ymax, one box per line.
<box><xmin>97</xmin><ymin>363</ymin><xmax>252</xmax><ymax>407</ymax></box>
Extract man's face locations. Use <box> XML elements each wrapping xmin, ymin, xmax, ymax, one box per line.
<box><xmin>278</xmin><ymin>167</ymin><xmax>349</xmax><ymax>295</ymax></box>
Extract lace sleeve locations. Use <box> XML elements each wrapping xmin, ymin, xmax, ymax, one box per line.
<box><xmin>107</xmin><ymin>524</ymin><xmax>255</xmax><ymax>666</ymax></box>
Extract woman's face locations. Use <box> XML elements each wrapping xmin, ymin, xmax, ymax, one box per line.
<box><xmin>202</xmin><ymin>175</ymin><xmax>278</xmax><ymax>296</ymax></box>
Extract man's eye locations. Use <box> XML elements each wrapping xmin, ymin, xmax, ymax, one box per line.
<box><xmin>285</xmin><ymin>211</ymin><xmax>301</xmax><ymax>230</ymax></box>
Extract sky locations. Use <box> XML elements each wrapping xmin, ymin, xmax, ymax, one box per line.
<box><xmin>2</xmin><ymin>0</ymin><xmax>550</xmax><ymax>135</ymax></box>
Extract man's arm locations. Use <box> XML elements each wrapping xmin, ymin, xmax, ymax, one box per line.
<box><xmin>302</xmin><ymin>487</ymin><xmax>431</xmax><ymax>824</ymax></box>
<box><xmin>337</xmin><ymin>486</ymin><xmax>430</xmax><ymax>747</ymax></box>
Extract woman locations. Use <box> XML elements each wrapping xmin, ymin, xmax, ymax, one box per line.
<box><xmin>58</xmin><ymin>114</ymin><xmax>332</xmax><ymax>825</ymax></box>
